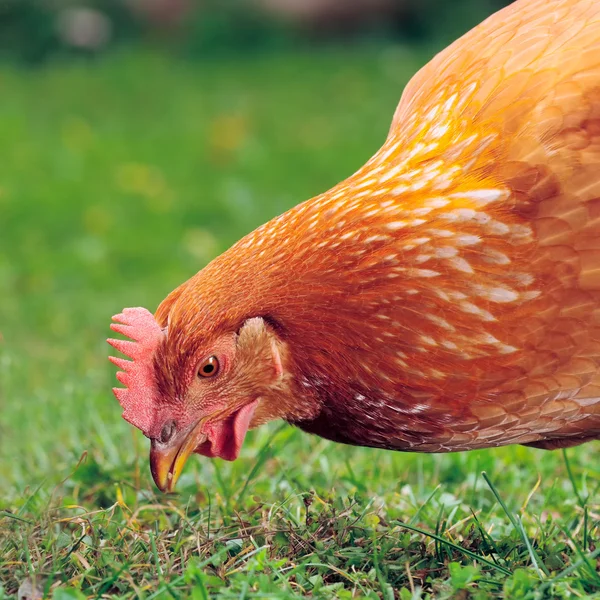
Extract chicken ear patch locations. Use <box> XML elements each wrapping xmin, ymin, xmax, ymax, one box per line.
<box><xmin>108</xmin><ymin>307</ymin><xmax>163</xmax><ymax>436</ymax></box>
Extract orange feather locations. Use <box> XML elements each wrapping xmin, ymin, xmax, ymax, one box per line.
<box><xmin>111</xmin><ymin>0</ymin><xmax>600</xmax><ymax>487</ymax></box>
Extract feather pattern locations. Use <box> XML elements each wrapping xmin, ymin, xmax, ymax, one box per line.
<box><xmin>112</xmin><ymin>0</ymin><xmax>600</xmax><ymax>457</ymax></box>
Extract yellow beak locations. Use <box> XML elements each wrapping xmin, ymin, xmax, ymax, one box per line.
<box><xmin>149</xmin><ymin>422</ymin><xmax>207</xmax><ymax>492</ymax></box>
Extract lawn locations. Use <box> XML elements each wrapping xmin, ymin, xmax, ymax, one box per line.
<box><xmin>1</xmin><ymin>46</ymin><xmax>600</xmax><ymax>599</ymax></box>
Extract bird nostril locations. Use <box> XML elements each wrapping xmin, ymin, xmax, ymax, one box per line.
<box><xmin>159</xmin><ymin>420</ymin><xmax>177</xmax><ymax>444</ymax></box>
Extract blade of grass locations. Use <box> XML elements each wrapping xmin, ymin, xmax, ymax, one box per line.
<box><xmin>515</xmin><ymin>515</ymin><xmax>548</xmax><ymax>579</ymax></box>
<box><xmin>371</xmin><ymin>519</ymin><xmax>394</xmax><ymax>600</ymax></box>
<box><xmin>211</xmin><ymin>461</ymin><xmax>232</xmax><ymax>514</ymax></box>
<box><xmin>559</xmin><ymin>525</ymin><xmax>600</xmax><ymax>584</ymax></box>
<box><xmin>562</xmin><ymin>448</ymin><xmax>589</xmax><ymax>552</ymax></box>
<box><xmin>408</xmin><ymin>484</ymin><xmax>440</xmax><ymax>526</ymax></box>
<box><xmin>469</xmin><ymin>509</ymin><xmax>503</xmax><ymax>567</ymax></box>
<box><xmin>0</xmin><ymin>511</ymin><xmax>33</xmax><ymax>524</ymax></box>
<box><xmin>562</xmin><ymin>449</ymin><xmax>586</xmax><ymax>507</ymax></box>
<box><xmin>534</xmin><ymin>546</ymin><xmax>600</xmax><ymax>598</ymax></box>
<box><xmin>481</xmin><ymin>471</ymin><xmax>548</xmax><ymax>578</ymax></box>
<box><xmin>434</xmin><ymin>503</ymin><xmax>445</xmax><ymax>564</ymax></box>
<box><xmin>145</xmin><ymin>547</ymin><xmax>232</xmax><ymax>600</ymax></box>
<box><xmin>237</xmin><ymin>423</ymin><xmax>287</xmax><ymax>506</ymax></box>
<box><xmin>394</xmin><ymin>520</ymin><xmax>511</xmax><ymax>576</ymax></box>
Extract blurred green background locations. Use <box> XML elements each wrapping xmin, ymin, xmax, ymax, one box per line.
<box><xmin>0</xmin><ymin>0</ymin><xmax>511</xmax><ymax>64</ymax></box>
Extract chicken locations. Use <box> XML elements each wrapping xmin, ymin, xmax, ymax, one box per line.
<box><xmin>109</xmin><ymin>0</ymin><xmax>600</xmax><ymax>492</ymax></box>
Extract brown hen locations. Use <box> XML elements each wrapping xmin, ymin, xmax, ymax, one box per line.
<box><xmin>109</xmin><ymin>0</ymin><xmax>600</xmax><ymax>491</ymax></box>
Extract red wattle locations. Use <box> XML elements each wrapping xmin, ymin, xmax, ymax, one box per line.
<box><xmin>197</xmin><ymin>399</ymin><xmax>259</xmax><ymax>460</ymax></box>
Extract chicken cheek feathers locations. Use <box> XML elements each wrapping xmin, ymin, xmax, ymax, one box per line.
<box><xmin>186</xmin><ymin>318</ymin><xmax>284</xmax><ymax>460</ymax></box>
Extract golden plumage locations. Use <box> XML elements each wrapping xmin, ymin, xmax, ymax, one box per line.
<box><xmin>110</xmin><ymin>0</ymin><xmax>600</xmax><ymax>491</ymax></box>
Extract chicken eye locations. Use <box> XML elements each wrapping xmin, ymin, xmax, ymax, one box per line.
<box><xmin>198</xmin><ymin>356</ymin><xmax>219</xmax><ymax>378</ymax></box>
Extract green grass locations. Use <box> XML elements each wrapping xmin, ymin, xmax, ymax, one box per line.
<box><xmin>1</xmin><ymin>46</ymin><xmax>600</xmax><ymax>599</ymax></box>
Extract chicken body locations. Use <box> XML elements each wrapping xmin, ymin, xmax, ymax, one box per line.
<box><xmin>110</xmin><ymin>0</ymin><xmax>600</xmax><ymax>491</ymax></box>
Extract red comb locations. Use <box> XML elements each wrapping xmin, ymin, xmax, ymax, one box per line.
<box><xmin>107</xmin><ymin>307</ymin><xmax>163</xmax><ymax>436</ymax></box>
